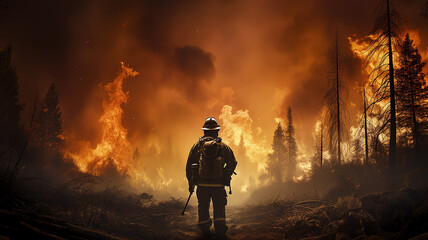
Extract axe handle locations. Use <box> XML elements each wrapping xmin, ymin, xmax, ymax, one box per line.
<box><xmin>181</xmin><ymin>191</ymin><xmax>193</xmax><ymax>215</ymax></box>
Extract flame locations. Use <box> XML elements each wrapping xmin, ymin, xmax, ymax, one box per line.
<box><xmin>65</xmin><ymin>63</ymin><xmax>138</xmax><ymax>175</ymax></box>
<box><xmin>348</xmin><ymin>29</ymin><xmax>428</xmax><ymax>91</ymax></box>
<box><xmin>348</xmin><ymin>32</ymin><xmax>401</xmax><ymax>89</ymax></box>
<box><xmin>219</xmin><ymin>105</ymin><xmax>269</xmax><ymax>171</ymax></box>
<box><xmin>347</xmin><ymin>29</ymin><xmax>428</xmax><ymax>162</ymax></box>
<box><xmin>407</xmin><ymin>30</ymin><xmax>428</xmax><ymax>74</ymax></box>
<box><xmin>219</xmin><ymin>105</ymin><xmax>314</xmax><ymax>187</ymax></box>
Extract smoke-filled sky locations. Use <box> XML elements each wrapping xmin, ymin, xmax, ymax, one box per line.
<box><xmin>1</xmin><ymin>0</ymin><xmax>427</xmax><ymax>202</ymax></box>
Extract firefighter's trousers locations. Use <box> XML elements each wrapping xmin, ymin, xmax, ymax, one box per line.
<box><xmin>196</xmin><ymin>186</ymin><xmax>228</xmax><ymax>233</ymax></box>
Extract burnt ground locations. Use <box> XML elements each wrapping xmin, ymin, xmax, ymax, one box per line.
<box><xmin>0</xmin><ymin>202</ymin><xmax>283</xmax><ymax>240</ymax></box>
<box><xmin>1</xmin><ymin>187</ymin><xmax>428</xmax><ymax>240</ymax></box>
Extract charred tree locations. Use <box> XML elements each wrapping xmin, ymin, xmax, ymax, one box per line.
<box><xmin>33</xmin><ymin>84</ymin><xmax>64</xmax><ymax>162</ymax></box>
<box><xmin>363</xmin><ymin>88</ymin><xmax>369</xmax><ymax>166</ymax></box>
<box><xmin>312</xmin><ymin>120</ymin><xmax>324</xmax><ymax>169</ymax></box>
<box><xmin>0</xmin><ymin>45</ymin><xmax>23</xmax><ymax>154</ymax></box>
<box><xmin>364</xmin><ymin>0</ymin><xmax>401</xmax><ymax>169</ymax></box>
<box><xmin>285</xmin><ymin>107</ymin><xmax>297</xmax><ymax>180</ymax></box>
<box><xmin>324</xmin><ymin>31</ymin><xmax>347</xmax><ymax>166</ymax></box>
<box><xmin>320</xmin><ymin>121</ymin><xmax>324</xmax><ymax>168</ymax></box>
<box><xmin>395</xmin><ymin>33</ymin><xmax>428</xmax><ymax>157</ymax></box>
<box><xmin>266</xmin><ymin>122</ymin><xmax>287</xmax><ymax>183</ymax></box>
<box><xmin>335</xmin><ymin>33</ymin><xmax>341</xmax><ymax>165</ymax></box>
<box><xmin>0</xmin><ymin>46</ymin><xmax>24</xmax><ymax>188</ymax></box>
<box><xmin>386</xmin><ymin>0</ymin><xmax>397</xmax><ymax>169</ymax></box>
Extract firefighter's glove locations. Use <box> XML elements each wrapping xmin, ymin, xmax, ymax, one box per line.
<box><xmin>188</xmin><ymin>182</ymin><xmax>195</xmax><ymax>193</ymax></box>
<box><xmin>223</xmin><ymin>175</ymin><xmax>231</xmax><ymax>187</ymax></box>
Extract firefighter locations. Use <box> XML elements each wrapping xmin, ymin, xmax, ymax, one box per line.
<box><xmin>186</xmin><ymin>117</ymin><xmax>237</xmax><ymax>239</ymax></box>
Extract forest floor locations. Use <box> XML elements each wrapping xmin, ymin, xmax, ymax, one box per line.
<box><xmin>2</xmin><ymin>186</ymin><xmax>428</xmax><ymax>240</ymax></box>
<box><xmin>1</xmin><ymin>202</ymin><xmax>283</xmax><ymax>240</ymax></box>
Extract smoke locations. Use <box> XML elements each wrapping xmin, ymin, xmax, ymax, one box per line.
<box><xmin>1</xmin><ymin>0</ymin><xmax>427</xmax><ymax>202</ymax></box>
<box><xmin>218</xmin><ymin>105</ymin><xmax>268</xmax><ymax>203</ymax></box>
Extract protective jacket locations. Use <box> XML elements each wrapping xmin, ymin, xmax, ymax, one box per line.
<box><xmin>186</xmin><ymin>136</ymin><xmax>237</xmax><ymax>187</ymax></box>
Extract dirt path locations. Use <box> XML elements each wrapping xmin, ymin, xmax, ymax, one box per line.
<box><xmin>169</xmin><ymin>205</ymin><xmax>284</xmax><ymax>240</ymax></box>
<box><xmin>0</xmin><ymin>204</ymin><xmax>283</xmax><ymax>240</ymax></box>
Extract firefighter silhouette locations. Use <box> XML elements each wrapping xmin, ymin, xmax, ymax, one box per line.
<box><xmin>186</xmin><ymin>117</ymin><xmax>237</xmax><ymax>239</ymax></box>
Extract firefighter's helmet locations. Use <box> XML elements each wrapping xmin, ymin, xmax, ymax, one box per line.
<box><xmin>202</xmin><ymin>117</ymin><xmax>220</xmax><ymax>130</ymax></box>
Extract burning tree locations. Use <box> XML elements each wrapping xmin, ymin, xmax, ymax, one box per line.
<box><xmin>395</xmin><ymin>33</ymin><xmax>428</xmax><ymax>156</ymax></box>
<box><xmin>266</xmin><ymin>122</ymin><xmax>286</xmax><ymax>183</ymax></box>
<box><xmin>363</xmin><ymin>88</ymin><xmax>370</xmax><ymax>166</ymax></box>
<box><xmin>311</xmin><ymin>119</ymin><xmax>324</xmax><ymax>170</ymax></box>
<box><xmin>285</xmin><ymin>107</ymin><xmax>297</xmax><ymax>180</ymax></box>
<box><xmin>363</xmin><ymin>0</ymin><xmax>401</xmax><ymax>169</ymax></box>
<box><xmin>350</xmin><ymin>87</ymin><xmax>371</xmax><ymax>167</ymax></box>
<box><xmin>33</xmin><ymin>84</ymin><xmax>64</xmax><ymax>161</ymax></box>
<box><xmin>324</xmin><ymin>32</ymin><xmax>347</xmax><ymax>166</ymax></box>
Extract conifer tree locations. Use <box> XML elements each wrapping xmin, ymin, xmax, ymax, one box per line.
<box><xmin>0</xmin><ymin>45</ymin><xmax>23</xmax><ymax>150</ymax></box>
<box><xmin>395</xmin><ymin>33</ymin><xmax>428</xmax><ymax>152</ymax></box>
<box><xmin>311</xmin><ymin>121</ymin><xmax>324</xmax><ymax>170</ymax></box>
<box><xmin>33</xmin><ymin>84</ymin><xmax>63</xmax><ymax>159</ymax></box>
<box><xmin>285</xmin><ymin>107</ymin><xmax>297</xmax><ymax>180</ymax></box>
<box><xmin>325</xmin><ymin>32</ymin><xmax>347</xmax><ymax>165</ymax></box>
<box><xmin>266</xmin><ymin>122</ymin><xmax>286</xmax><ymax>183</ymax></box>
<box><xmin>363</xmin><ymin>88</ymin><xmax>369</xmax><ymax>166</ymax></box>
<box><xmin>365</xmin><ymin>0</ymin><xmax>401</xmax><ymax>168</ymax></box>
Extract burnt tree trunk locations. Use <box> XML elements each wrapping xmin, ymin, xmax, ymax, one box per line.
<box><xmin>387</xmin><ymin>0</ymin><xmax>397</xmax><ymax>169</ymax></box>
<box><xmin>363</xmin><ymin>88</ymin><xmax>369</xmax><ymax>166</ymax></box>
<box><xmin>336</xmin><ymin>32</ymin><xmax>341</xmax><ymax>165</ymax></box>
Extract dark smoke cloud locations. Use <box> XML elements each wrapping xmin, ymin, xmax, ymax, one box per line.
<box><xmin>172</xmin><ymin>46</ymin><xmax>215</xmax><ymax>98</ymax></box>
<box><xmin>174</xmin><ymin>46</ymin><xmax>215</xmax><ymax>82</ymax></box>
<box><xmin>0</xmin><ymin>0</ymin><xmax>427</xmax><ymax>198</ymax></box>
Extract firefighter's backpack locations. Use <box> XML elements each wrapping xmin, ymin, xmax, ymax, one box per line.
<box><xmin>198</xmin><ymin>138</ymin><xmax>225</xmax><ymax>180</ymax></box>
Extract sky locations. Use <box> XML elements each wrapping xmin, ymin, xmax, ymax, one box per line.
<box><xmin>0</xmin><ymin>0</ymin><xmax>427</xmax><ymax>202</ymax></box>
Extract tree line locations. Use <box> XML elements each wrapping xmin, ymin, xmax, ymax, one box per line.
<box><xmin>264</xmin><ymin>107</ymin><xmax>298</xmax><ymax>183</ymax></box>
<box><xmin>264</xmin><ymin>0</ymin><xmax>428</xmax><ymax>183</ymax></box>
<box><xmin>0</xmin><ymin>45</ymin><xmax>64</xmax><ymax>190</ymax></box>
<box><xmin>312</xmin><ymin>0</ymin><xmax>428</xmax><ymax>171</ymax></box>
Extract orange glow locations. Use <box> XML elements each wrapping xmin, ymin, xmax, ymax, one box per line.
<box><xmin>65</xmin><ymin>63</ymin><xmax>138</xmax><ymax>175</ymax></box>
<box><xmin>347</xmin><ymin>30</ymin><xmax>428</xmax><ymax>157</ymax></box>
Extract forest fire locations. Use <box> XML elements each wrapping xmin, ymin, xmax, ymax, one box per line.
<box><xmin>349</xmin><ymin>30</ymin><xmax>427</xmax><ymax>89</ymax></box>
<box><xmin>2</xmin><ymin>1</ymin><xmax>428</xmax><ymax>239</ymax></box>
<box><xmin>348</xmin><ymin>31</ymin><xmax>399</xmax><ymax>95</ymax></box>
<box><xmin>65</xmin><ymin>63</ymin><xmax>138</xmax><ymax>176</ymax></box>
<box><xmin>348</xmin><ymin>30</ymin><xmax>428</xmax><ymax>146</ymax></box>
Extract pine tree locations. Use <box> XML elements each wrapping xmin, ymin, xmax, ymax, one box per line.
<box><xmin>320</xmin><ymin>121</ymin><xmax>323</xmax><ymax>168</ymax></box>
<box><xmin>324</xmin><ymin>31</ymin><xmax>347</xmax><ymax>165</ymax></box>
<box><xmin>395</xmin><ymin>33</ymin><xmax>428</xmax><ymax>153</ymax></box>
<box><xmin>364</xmin><ymin>0</ymin><xmax>401</xmax><ymax>168</ymax></box>
<box><xmin>33</xmin><ymin>84</ymin><xmax>63</xmax><ymax>159</ymax></box>
<box><xmin>363</xmin><ymin>88</ymin><xmax>369</xmax><ymax>166</ymax></box>
<box><xmin>311</xmin><ymin>120</ymin><xmax>323</xmax><ymax>170</ymax></box>
<box><xmin>266</xmin><ymin>122</ymin><xmax>286</xmax><ymax>183</ymax></box>
<box><xmin>0</xmin><ymin>45</ymin><xmax>23</xmax><ymax>150</ymax></box>
<box><xmin>285</xmin><ymin>107</ymin><xmax>297</xmax><ymax>180</ymax></box>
